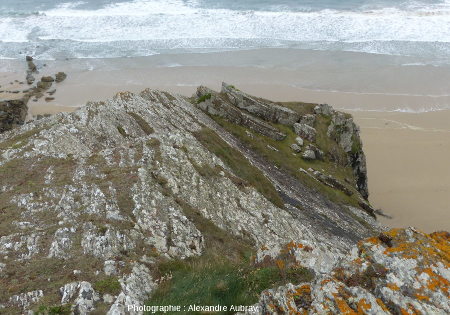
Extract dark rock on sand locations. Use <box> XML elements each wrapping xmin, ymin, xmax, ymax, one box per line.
<box><xmin>0</xmin><ymin>98</ymin><xmax>28</xmax><ymax>133</ymax></box>
<box><xmin>37</xmin><ymin>81</ymin><xmax>52</xmax><ymax>91</ymax></box>
<box><xmin>41</xmin><ymin>76</ymin><xmax>55</xmax><ymax>83</ymax></box>
<box><xmin>55</xmin><ymin>72</ymin><xmax>67</xmax><ymax>83</ymax></box>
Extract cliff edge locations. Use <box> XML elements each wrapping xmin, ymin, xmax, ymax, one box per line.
<box><xmin>0</xmin><ymin>84</ymin><xmax>447</xmax><ymax>314</ymax></box>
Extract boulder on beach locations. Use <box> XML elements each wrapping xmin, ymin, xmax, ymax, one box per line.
<box><xmin>55</xmin><ymin>72</ymin><xmax>67</xmax><ymax>83</ymax></box>
<box><xmin>41</xmin><ymin>76</ymin><xmax>55</xmax><ymax>83</ymax></box>
<box><xmin>36</xmin><ymin>81</ymin><xmax>52</xmax><ymax>91</ymax></box>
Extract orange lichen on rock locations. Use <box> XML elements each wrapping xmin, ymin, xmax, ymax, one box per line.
<box><xmin>376</xmin><ymin>298</ymin><xmax>389</xmax><ymax>312</ymax></box>
<box><xmin>294</xmin><ymin>284</ymin><xmax>311</xmax><ymax>296</ymax></box>
<box><xmin>286</xmin><ymin>241</ymin><xmax>304</xmax><ymax>251</ymax></box>
<box><xmin>415</xmin><ymin>293</ymin><xmax>430</xmax><ymax>301</ymax></box>
<box><xmin>255</xmin><ymin>228</ymin><xmax>449</xmax><ymax>314</ymax></box>
<box><xmin>356</xmin><ymin>298</ymin><xmax>371</xmax><ymax>314</ymax></box>
<box><xmin>385</xmin><ymin>228</ymin><xmax>402</xmax><ymax>238</ymax></box>
<box><xmin>429</xmin><ymin>231</ymin><xmax>450</xmax><ymax>262</ymax></box>
<box><xmin>363</xmin><ymin>236</ymin><xmax>380</xmax><ymax>245</ymax></box>
<box><xmin>332</xmin><ymin>293</ymin><xmax>358</xmax><ymax>315</ymax></box>
<box><xmin>386</xmin><ymin>283</ymin><xmax>400</xmax><ymax>291</ymax></box>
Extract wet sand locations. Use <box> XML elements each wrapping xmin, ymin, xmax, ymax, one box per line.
<box><xmin>0</xmin><ymin>48</ymin><xmax>449</xmax><ymax>232</ymax></box>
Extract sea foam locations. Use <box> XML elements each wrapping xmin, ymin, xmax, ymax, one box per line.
<box><xmin>0</xmin><ymin>0</ymin><xmax>450</xmax><ymax>61</ymax></box>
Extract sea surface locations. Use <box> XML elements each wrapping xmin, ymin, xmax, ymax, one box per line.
<box><xmin>0</xmin><ymin>0</ymin><xmax>450</xmax><ymax>63</ymax></box>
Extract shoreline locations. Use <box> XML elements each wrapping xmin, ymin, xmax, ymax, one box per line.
<box><xmin>1</xmin><ymin>48</ymin><xmax>449</xmax><ymax>232</ymax></box>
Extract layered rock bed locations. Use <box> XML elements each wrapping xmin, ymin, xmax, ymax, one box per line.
<box><xmin>0</xmin><ymin>84</ymin><xmax>447</xmax><ymax>314</ymax></box>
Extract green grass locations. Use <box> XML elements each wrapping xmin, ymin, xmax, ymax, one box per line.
<box><xmin>196</xmin><ymin>93</ymin><xmax>211</xmax><ymax>104</ymax></box>
<box><xmin>209</xmin><ymin>115</ymin><xmax>361</xmax><ymax>208</ymax></box>
<box><xmin>36</xmin><ymin>304</ymin><xmax>72</xmax><ymax>315</ymax></box>
<box><xmin>193</xmin><ymin>128</ymin><xmax>284</xmax><ymax>209</ymax></box>
<box><xmin>93</xmin><ymin>276</ymin><xmax>122</xmax><ymax>295</ymax></box>
<box><xmin>147</xmin><ymin>250</ymin><xmax>313</xmax><ymax>315</ymax></box>
<box><xmin>146</xmin><ymin>172</ymin><xmax>313</xmax><ymax>314</ymax></box>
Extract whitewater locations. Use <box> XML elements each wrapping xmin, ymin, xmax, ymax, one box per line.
<box><xmin>0</xmin><ymin>0</ymin><xmax>450</xmax><ymax>62</ymax></box>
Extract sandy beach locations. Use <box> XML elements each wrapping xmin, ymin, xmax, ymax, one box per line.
<box><xmin>1</xmin><ymin>48</ymin><xmax>449</xmax><ymax>232</ymax></box>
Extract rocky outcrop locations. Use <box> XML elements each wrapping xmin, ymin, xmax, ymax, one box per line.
<box><xmin>55</xmin><ymin>72</ymin><xmax>67</xmax><ymax>83</ymax></box>
<box><xmin>0</xmin><ymin>87</ymin><xmax>384</xmax><ymax>313</ymax></box>
<box><xmin>326</xmin><ymin>109</ymin><xmax>369</xmax><ymax>199</ymax></box>
<box><xmin>221</xmin><ymin>82</ymin><xmax>301</xmax><ymax>125</ymax></box>
<box><xmin>310</xmin><ymin>169</ymin><xmax>353</xmax><ymax>197</ymax></box>
<box><xmin>1</xmin><ymin>85</ymin><xmax>444</xmax><ymax>313</ymax></box>
<box><xmin>0</xmin><ymin>98</ymin><xmax>28</xmax><ymax>133</ymax></box>
<box><xmin>250</xmin><ymin>228</ymin><xmax>450</xmax><ymax>314</ymax></box>
<box><xmin>293</xmin><ymin>122</ymin><xmax>316</xmax><ymax>142</ymax></box>
<box><xmin>194</xmin><ymin>86</ymin><xmax>286</xmax><ymax>140</ymax></box>
<box><xmin>0</xmin><ymin>57</ymin><xmax>70</xmax><ymax>132</ymax></box>
<box><xmin>195</xmin><ymin>83</ymin><xmax>368</xmax><ymax>200</ymax></box>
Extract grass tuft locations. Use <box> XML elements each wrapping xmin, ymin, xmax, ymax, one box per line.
<box><xmin>196</xmin><ymin>93</ymin><xmax>212</xmax><ymax>104</ymax></box>
<box><xmin>93</xmin><ymin>276</ymin><xmax>122</xmax><ymax>295</ymax></box>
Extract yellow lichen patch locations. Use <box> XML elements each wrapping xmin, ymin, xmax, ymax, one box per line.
<box><xmin>376</xmin><ymin>298</ymin><xmax>389</xmax><ymax>312</ymax></box>
<box><xmin>386</xmin><ymin>283</ymin><xmax>400</xmax><ymax>291</ymax></box>
<box><xmin>332</xmin><ymin>293</ymin><xmax>358</xmax><ymax>315</ymax></box>
<box><xmin>286</xmin><ymin>241</ymin><xmax>304</xmax><ymax>251</ymax></box>
<box><xmin>415</xmin><ymin>293</ymin><xmax>430</xmax><ymax>301</ymax></box>
<box><xmin>385</xmin><ymin>228</ymin><xmax>402</xmax><ymax>238</ymax></box>
<box><xmin>356</xmin><ymin>298</ymin><xmax>371</xmax><ymax>314</ymax></box>
<box><xmin>399</xmin><ymin>308</ymin><xmax>412</xmax><ymax>315</ymax></box>
<box><xmin>422</xmin><ymin>268</ymin><xmax>450</xmax><ymax>295</ymax></box>
<box><xmin>384</xmin><ymin>242</ymin><xmax>411</xmax><ymax>255</ymax></box>
<box><xmin>260</xmin><ymin>245</ymin><xmax>268</xmax><ymax>251</ymax></box>
<box><xmin>364</xmin><ymin>236</ymin><xmax>381</xmax><ymax>245</ymax></box>
<box><xmin>429</xmin><ymin>231</ymin><xmax>450</xmax><ymax>262</ymax></box>
<box><xmin>268</xmin><ymin>303</ymin><xmax>277</xmax><ymax>312</ymax></box>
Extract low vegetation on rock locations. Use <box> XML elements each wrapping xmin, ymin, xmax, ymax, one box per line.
<box><xmin>0</xmin><ymin>84</ymin><xmax>447</xmax><ymax>314</ymax></box>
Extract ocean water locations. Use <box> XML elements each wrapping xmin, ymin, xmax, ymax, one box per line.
<box><xmin>0</xmin><ymin>0</ymin><xmax>450</xmax><ymax>63</ymax></box>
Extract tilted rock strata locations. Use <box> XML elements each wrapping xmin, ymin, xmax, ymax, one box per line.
<box><xmin>194</xmin><ymin>86</ymin><xmax>286</xmax><ymax>140</ymax></box>
<box><xmin>221</xmin><ymin>82</ymin><xmax>301</xmax><ymax>126</ymax></box>
<box><xmin>0</xmin><ymin>88</ymin><xmax>381</xmax><ymax>313</ymax></box>
<box><xmin>195</xmin><ymin>84</ymin><xmax>369</xmax><ymax>200</ymax></box>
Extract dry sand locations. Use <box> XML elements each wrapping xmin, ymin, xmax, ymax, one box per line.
<box><xmin>1</xmin><ymin>49</ymin><xmax>448</xmax><ymax>232</ymax></box>
<box><xmin>349</xmin><ymin>110</ymin><xmax>450</xmax><ymax>232</ymax></box>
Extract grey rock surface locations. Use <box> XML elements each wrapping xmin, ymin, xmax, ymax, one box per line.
<box><xmin>293</xmin><ymin>123</ymin><xmax>316</xmax><ymax>142</ymax></box>
<box><xmin>290</xmin><ymin>143</ymin><xmax>302</xmax><ymax>153</ymax></box>
<box><xmin>0</xmin><ymin>87</ymin><xmax>383</xmax><ymax>313</ymax></box>
<box><xmin>221</xmin><ymin>82</ymin><xmax>301</xmax><ymax>125</ymax></box>
<box><xmin>327</xmin><ymin>111</ymin><xmax>369</xmax><ymax>199</ymax></box>
<box><xmin>194</xmin><ymin>86</ymin><xmax>286</xmax><ymax>140</ymax></box>
<box><xmin>249</xmin><ymin>228</ymin><xmax>450</xmax><ymax>314</ymax></box>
